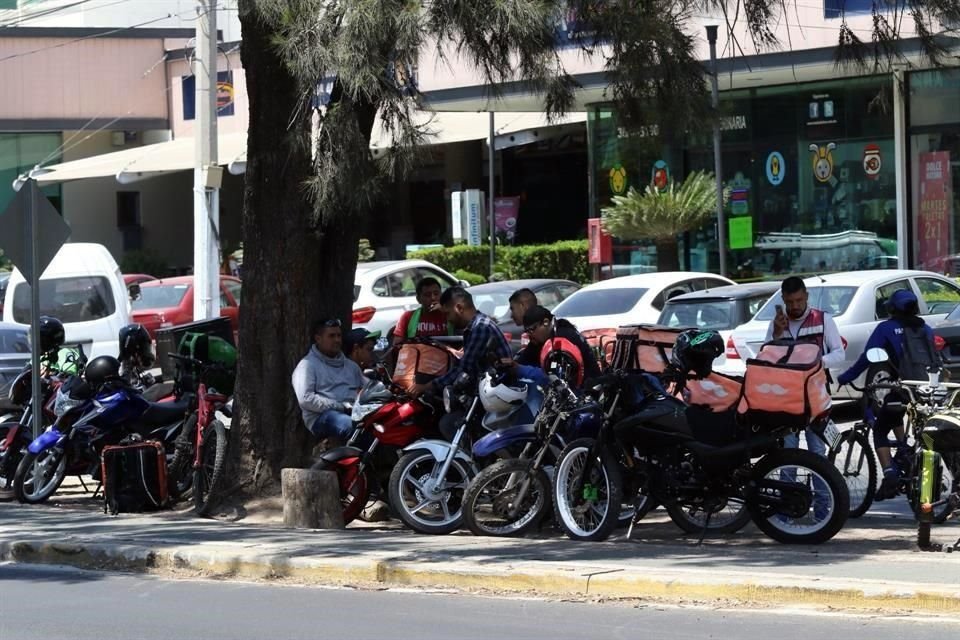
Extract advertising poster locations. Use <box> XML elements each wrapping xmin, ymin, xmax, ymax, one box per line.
<box><xmin>494</xmin><ymin>197</ymin><xmax>521</xmax><ymax>241</ymax></box>
<box><xmin>918</xmin><ymin>151</ymin><xmax>953</xmax><ymax>271</ymax></box>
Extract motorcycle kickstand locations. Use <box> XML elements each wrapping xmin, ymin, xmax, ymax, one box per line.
<box><xmin>696</xmin><ymin>511</ymin><xmax>713</xmax><ymax>547</ymax></box>
<box><xmin>626</xmin><ymin>496</ymin><xmax>643</xmax><ymax>540</ymax></box>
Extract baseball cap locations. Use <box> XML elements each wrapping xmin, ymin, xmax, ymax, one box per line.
<box><xmin>344</xmin><ymin>328</ymin><xmax>382</xmax><ymax>353</ymax></box>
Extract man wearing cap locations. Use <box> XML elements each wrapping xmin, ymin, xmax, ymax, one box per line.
<box><xmin>291</xmin><ymin>318</ymin><xmax>364</xmax><ymax>442</ymax></box>
<box><xmin>344</xmin><ymin>328</ymin><xmax>381</xmax><ymax>370</ymax></box>
<box><xmin>512</xmin><ymin>305</ymin><xmax>601</xmax><ymax>388</ymax></box>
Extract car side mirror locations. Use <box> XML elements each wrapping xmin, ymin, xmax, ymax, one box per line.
<box><xmin>866</xmin><ymin>347</ymin><xmax>889</xmax><ymax>364</ymax></box>
<box><xmin>128</xmin><ymin>283</ymin><xmax>142</xmax><ymax>301</ymax></box>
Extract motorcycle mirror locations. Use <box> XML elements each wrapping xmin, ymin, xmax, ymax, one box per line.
<box><xmin>866</xmin><ymin>347</ymin><xmax>890</xmax><ymax>364</ymax></box>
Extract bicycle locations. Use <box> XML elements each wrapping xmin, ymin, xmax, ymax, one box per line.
<box><xmin>166</xmin><ymin>353</ymin><xmax>233</xmax><ymax>515</ymax></box>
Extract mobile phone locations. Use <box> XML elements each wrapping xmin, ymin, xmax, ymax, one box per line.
<box><xmin>775</xmin><ymin>304</ymin><xmax>784</xmax><ymax>316</ymax></box>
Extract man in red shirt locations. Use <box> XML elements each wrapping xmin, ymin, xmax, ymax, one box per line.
<box><xmin>392</xmin><ymin>277</ymin><xmax>453</xmax><ymax>343</ymax></box>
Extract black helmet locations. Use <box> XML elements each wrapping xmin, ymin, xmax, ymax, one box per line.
<box><xmin>118</xmin><ymin>323</ymin><xmax>154</xmax><ymax>367</ymax></box>
<box><xmin>671</xmin><ymin>329</ymin><xmax>724</xmax><ymax>378</ymax></box>
<box><xmin>84</xmin><ymin>355</ymin><xmax>121</xmax><ymax>389</ymax></box>
<box><xmin>37</xmin><ymin>316</ymin><xmax>65</xmax><ymax>355</ymax></box>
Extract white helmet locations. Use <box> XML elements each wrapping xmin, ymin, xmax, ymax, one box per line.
<box><xmin>478</xmin><ymin>373</ymin><xmax>528</xmax><ymax>415</ymax></box>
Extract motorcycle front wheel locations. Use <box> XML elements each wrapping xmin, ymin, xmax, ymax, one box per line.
<box><xmin>0</xmin><ymin>422</ymin><xmax>29</xmax><ymax>493</ymax></box>
<box><xmin>388</xmin><ymin>450</ymin><xmax>472</xmax><ymax>535</ymax></box>
<box><xmin>462</xmin><ymin>458</ymin><xmax>550</xmax><ymax>537</ymax></box>
<box><xmin>552</xmin><ymin>438</ymin><xmax>622</xmax><ymax>542</ymax></box>
<box><xmin>13</xmin><ymin>449</ymin><xmax>67</xmax><ymax>504</ymax></box>
<box><xmin>748</xmin><ymin>448</ymin><xmax>849</xmax><ymax>545</ymax></box>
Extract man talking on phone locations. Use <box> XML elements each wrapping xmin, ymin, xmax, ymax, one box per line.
<box><xmin>766</xmin><ymin>276</ymin><xmax>845</xmax><ymax>457</ymax></box>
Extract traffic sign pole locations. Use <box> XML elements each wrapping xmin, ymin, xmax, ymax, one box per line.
<box><xmin>28</xmin><ymin>180</ymin><xmax>42</xmax><ymax>440</ymax></box>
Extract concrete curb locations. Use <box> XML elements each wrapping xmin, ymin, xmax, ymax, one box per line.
<box><xmin>4</xmin><ymin>538</ymin><xmax>960</xmax><ymax>613</ymax></box>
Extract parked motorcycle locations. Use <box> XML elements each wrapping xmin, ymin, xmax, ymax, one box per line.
<box><xmin>13</xmin><ymin>358</ymin><xmax>192</xmax><ymax>505</ymax></box>
<box><xmin>552</xmin><ymin>330</ymin><xmax>850</xmax><ymax>544</ymax></box>
<box><xmin>311</xmin><ymin>363</ymin><xmax>440</xmax><ymax>524</ymax></box>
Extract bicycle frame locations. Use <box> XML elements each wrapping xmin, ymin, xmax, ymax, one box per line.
<box><xmin>192</xmin><ymin>380</ymin><xmax>228</xmax><ymax>470</ymax></box>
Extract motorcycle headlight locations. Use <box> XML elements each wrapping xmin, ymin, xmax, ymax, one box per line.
<box><xmin>54</xmin><ymin>388</ymin><xmax>86</xmax><ymax>417</ymax></box>
<box><xmin>351</xmin><ymin>402</ymin><xmax>382</xmax><ymax>422</ymax></box>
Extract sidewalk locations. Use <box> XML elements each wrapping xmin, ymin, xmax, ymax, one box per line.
<box><xmin>3</xmin><ymin>499</ymin><xmax>960</xmax><ymax>614</ymax></box>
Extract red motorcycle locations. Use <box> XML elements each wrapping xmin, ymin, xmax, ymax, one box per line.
<box><xmin>312</xmin><ymin>364</ymin><xmax>440</xmax><ymax>524</ymax></box>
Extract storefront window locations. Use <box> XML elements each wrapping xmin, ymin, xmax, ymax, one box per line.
<box><xmin>590</xmin><ymin>75</ymin><xmax>897</xmax><ymax>277</ymax></box>
<box><xmin>0</xmin><ymin>133</ymin><xmax>63</xmax><ymax>215</ymax></box>
<box><xmin>909</xmin><ymin>69</ymin><xmax>960</xmax><ymax>275</ymax></box>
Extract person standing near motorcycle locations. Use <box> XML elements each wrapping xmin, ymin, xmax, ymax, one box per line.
<box><xmin>837</xmin><ymin>289</ymin><xmax>939</xmax><ymax>500</ymax></box>
<box><xmin>766</xmin><ymin>276</ymin><xmax>845</xmax><ymax>457</ymax></box>
<box><xmin>291</xmin><ymin>318</ymin><xmax>364</xmax><ymax>442</ymax></box>
<box><xmin>514</xmin><ymin>305</ymin><xmax>601</xmax><ymax>388</ymax></box>
<box><xmin>392</xmin><ymin>277</ymin><xmax>454</xmax><ymax>344</ymax></box>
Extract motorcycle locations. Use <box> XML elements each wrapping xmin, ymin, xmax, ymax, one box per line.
<box><xmin>461</xmin><ymin>375</ymin><xmax>602</xmax><ymax>536</ymax></box>
<box><xmin>552</xmin><ymin>363</ymin><xmax>850</xmax><ymax>545</ymax></box>
<box><xmin>311</xmin><ymin>363</ymin><xmax>441</xmax><ymax>524</ymax></box>
<box><xmin>13</xmin><ymin>376</ymin><xmax>193</xmax><ymax>504</ymax></box>
<box><xmin>387</xmin><ymin>364</ymin><xmax>545</xmax><ymax>535</ymax></box>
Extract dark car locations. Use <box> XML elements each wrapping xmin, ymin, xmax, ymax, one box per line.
<box><xmin>467</xmin><ymin>279</ymin><xmax>581</xmax><ymax>352</ymax></box>
<box><xmin>657</xmin><ymin>281</ymin><xmax>780</xmax><ymax>375</ymax></box>
<box><xmin>933</xmin><ymin>304</ymin><xmax>960</xmax><ymax>379</ymax></box>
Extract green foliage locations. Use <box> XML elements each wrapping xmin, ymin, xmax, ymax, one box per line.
<box><xmin>453</xmin><ymin>269</ymin><xmax>486</xmax><ymax>286</ymax></box>
<box><xmin>0</xmin><ymin>249</ymin><xmax>9</xmax><ymax>272</ymax></box>
<box><xmin>358</xmin><ymin>238</ymin><xmax>375</xmax><ymax>262</ymax></box>
<box><xmin>601</xmin><ymin>171</ymin><xmax>727</xmax><ymax>241</ymax></box>
<box><xmin>410</xmin><ymin>241</ymin><xmax>590</xmax><ymax>284</ymax></box>
<box><xmin>119</xmin><ymin>249</ymin><xmax>168</xmax><ymax>277</ymax></box>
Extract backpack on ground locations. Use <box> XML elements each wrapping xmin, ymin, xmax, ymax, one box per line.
<box><xmin>101</xmin><ymin>439</ymin><xmax>169</xmax><ymax>515</ymax></box>
<box><xmin>897</xmin><ymin>324</ymin><xmax>940</xmax><ymax>381</ymax></box>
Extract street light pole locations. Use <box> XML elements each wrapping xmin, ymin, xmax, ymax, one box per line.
<box><xmin>193</xmin><ymin>0</ymin><xmax>220</xmax><ymax>321</ymax></box>
<box><xmin>488</xmin><ymin>111</ymin><xmax>496</xmax><ymax>276</ymax></box>
<box><xmin>706</xmin><ymin>25</ymin><xmax>727</xmax><ymax>277</ymax></box>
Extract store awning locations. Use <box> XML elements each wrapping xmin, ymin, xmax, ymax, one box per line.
<box><xmin>36</xmin><ymin>132</ymin><xmax>249</xmax><ymax>185</ymax></box>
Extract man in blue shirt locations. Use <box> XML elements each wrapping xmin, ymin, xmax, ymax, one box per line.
<box><xmin>838</xmin><ymin>289</ymin><xmax>936</xmax><ymax>499</ymax></box>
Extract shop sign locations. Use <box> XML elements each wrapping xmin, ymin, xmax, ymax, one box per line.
<box><xmin>728</xmin><ymin>172</ymin><xmax>751</xmax><ymax>216</ymax></box>
<box><xmin>609</xmin><ymin>164</ymin><xmax>629</xmax><ymax>195</ymax></box>
<box><xmin>728</xmin><ymin>216</ymin><xmax>753</xmax><ymax>250</ymax></box>
<box><xmin>182</xmin><ymin>70</ymin><xmax>235</xmax><ymax>120</ymax></box>
<box><xmin>807</xmin><ymin>93</ymin><xmax>838</xmax><ymax>127</ymax></box>
<box><xmin>863</xmin><ymin>144</ymin><xmax>882</xmax><ymax>180</ymax></box>
<box><xmin>494</xmin><ymin>197</ymin><xmax>520</xmax><ymax>242</ymax></box>
<box><xmin>651</xmin><ymin>160</ymin><xmax>670</xmax><ymax>189</ymax></box>
<box><xmin>918</xmin><ymin>151</ymin><xmax>953</xmax><ymax>271</ymax></box>
<box><xmin>588</xmin><ymin>218</ymin><xmax>613</xmax><ymax>264</ymax></box>
<box><xmin>719</xmin><ymin>115</ymin><xmax>748</xmax><ymax>131</ymax></box>
<box><xmin>808</xmin><ymin>142</ymin><xmax>837</xmax><ymax>183</ymax></box>
<box><xmin>766</xmin><ymin>151</ymin><xmax>785</xmax><ymax>186</ymax></box>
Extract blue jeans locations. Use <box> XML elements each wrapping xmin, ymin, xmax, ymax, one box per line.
<box><xmin>309</xmin><ymin>409</ymin><xmax>354</xmax><ymax>440</ymax></box>
<box><xmin>783</xmin><ymin>427</ymin><xmax>827</xmax><ymax>457</ymax></box>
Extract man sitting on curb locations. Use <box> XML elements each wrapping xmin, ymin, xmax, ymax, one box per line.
<box><xmin>291</xmin><ymin>318</ymin><xmax>364</xmax><ymax>444</ymax></box>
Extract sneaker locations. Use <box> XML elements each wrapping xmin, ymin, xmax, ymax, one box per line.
<box><xmin>359</xmin><ymin>499</ymin><xmax>391</xmax><ymax>523</ymax></box>
<box><xmin>875</xmin><ymin>469</ymin><xmax>899</xmax><ymax>501</ymax></box>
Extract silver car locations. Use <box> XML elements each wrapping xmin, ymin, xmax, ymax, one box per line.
<box><xmin>729</xmin><ymin>270</ymin><xmax>960</xmax><ymax>399</ymax></box>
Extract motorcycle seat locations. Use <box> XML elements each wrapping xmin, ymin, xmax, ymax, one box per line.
<box><xmin>142</xmin><ymin>381</ymin><xmax>175</xmax><ymax>402</ymax></box>
<box><xmin>139</xmin><ymin>397</ymin><xmax>193</xmax><ymax>427</ymax></box>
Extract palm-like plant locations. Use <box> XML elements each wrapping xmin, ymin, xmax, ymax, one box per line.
<box><xmin>601</xmin><ymin>171</ymin><xmax>728</xmax><ymax>271</ymax></box>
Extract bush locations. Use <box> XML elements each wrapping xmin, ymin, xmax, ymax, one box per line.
<box><xmin>358</xmin><ymin>238</ymin><xmax>375</xmax><ymax>262</ymax></box>
<box><xmin>454</xmin><ymin>269</ymin><xmax>486</xmax><ymax>286</ymax></box>
<box><xmin>120</xmin><ymin>249</ymin><xmax>168</xmax><ymax>277</ymax></box>
<box><xmin>410</xmin><ymin>240</ymin><xmax>590</xmax><ymax>283</ymax></box>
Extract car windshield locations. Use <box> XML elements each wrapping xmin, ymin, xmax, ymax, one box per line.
<box><xmin>471</xmin><ymin>291</ymin><xmax>513</xmax><ymax>322</ymax></box>
<box><xmin>132</xmin><ymin>284</ymin><xmax>190</xmax><ymax>310</ymax></box>
<box><xmin>0</xmin><ymin>328</ymin><xmax>29</xmax><ymax>354</ymax></box>
<box><xmin>659</xmin><ymin>300</ymin><xmax>737</xmax><ymax>330</ymax></box>
<box><xmin>554</xmin><ymin>288</ymin><xmax>648</xmax><ymax>318</ymax></box>
<box><xmin>755</xmin><ymin>286</ymin><xmax>858</xmax><ymax>321</ymax></box>
<box><xmin>12</xmin><ymin>277</ymin><xmax>117</xmax><ymax>323</ymax></box>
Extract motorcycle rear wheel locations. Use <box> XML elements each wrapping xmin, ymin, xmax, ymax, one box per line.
<box><xmin>13</xmin><ymin>449</ymin><xmax>67</xmax><ymax>504</ymax></box>
<box><xmin>748</xmin><ymin>448</ymin><xmax>849</xmax><ymax>545</ymax></box>
<box><xmin>388</xmin><ymin>450</ymin><xmax>472</xmax><ymax>535</ymax></box>
<box><xmin>462</xmin><ymin>458</ymin><xmax>550</xmax><ymax>537</ymax></box>
<box><xmin>193</xmin><ymin>420</ymin><xmax>228</xmax><ymax>516</ymax></box>
<box><xmin>311</xmin><ymin>456</ymin><xmax>371</xmax><ymax>525</ymax></box>
<box><xmin>552</xmin><ymin>438</ymin><xmax>622</xmax><ymax>542</ymax></box>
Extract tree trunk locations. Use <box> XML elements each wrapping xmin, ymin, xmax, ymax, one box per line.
<box><xmin>281</xmin><ymin>468</ymin><xmax>344</xmax><ymax>529</ymax></box>
<box><xmin>655</xmin><ymin>237</ymin><xmax>680</xmax><ymax>272</ymax></box>
<box><xmin>232</xmin><ymin>3</ymin><xmax>373</xmax><ymax>496</ymax></box>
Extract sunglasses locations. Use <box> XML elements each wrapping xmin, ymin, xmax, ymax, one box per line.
<box><xmin>524</xmin><ymin>321</ymin><xmax>546</xmax><ymax>334</ymax></box>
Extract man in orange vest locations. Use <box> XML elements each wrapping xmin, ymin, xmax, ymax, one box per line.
<box><xmin>766</xmin><ymin>276</ymin><xmax>845</xmax><ymax>456</ymax></box>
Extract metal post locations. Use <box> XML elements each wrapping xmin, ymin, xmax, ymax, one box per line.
<box><xmin>488</xmin><ymin>111</ymin><xmax>496</xmax><ymax>276</ymax></box>
<box><xmin>893</xmin><ymin>68</ymin><xmax>909</xmax><ymax>268</ymax></box>
<box><xmin>193</xmin><ymin>0</ymin><xmax>220</xmax><ymax>320</ymax></box>
<box><xmin>28</xmin><ymin>180</ymin><xmax>41</xmax><ymax>439</ymax></box>
<box><xmin>706</xmin><ymin>25</ymin><xmax>727</xmax><ymax>277</ymax></box>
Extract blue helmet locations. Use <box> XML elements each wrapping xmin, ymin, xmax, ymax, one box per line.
<box><xmin>885</xmin><ymin>289</ymin><xmax>919</xmax><ymax>315</ymax></box>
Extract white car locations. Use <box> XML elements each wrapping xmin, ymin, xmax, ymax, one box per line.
<box><xmin>729</xmin><ymin>270</ymin><xmax>960</xmax><ymax>399</ymax></box>
<box><xmin>552</xmin><ymin>272</ymin><xmax>736</xmax><ymax>331</ymax></box>
<box><xmin>353</xmin><ymin>260</ymin><xmax>467</xmax><ymax>342</ymax></box>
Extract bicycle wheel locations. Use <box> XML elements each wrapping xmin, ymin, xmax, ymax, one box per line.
<box><xmin>828</xmin><ymin>428</ymin><xmax>876</xmax><ymax>519</ymax></box>
<box><xmin>167</xmin><ymin>413</ymin><xmax>197</xmax><ymax>502</ymax></box>
<box><xmin>193</xmin><ymin>420</ymin><xmax>228</xmax><ymax>516</ymax></box>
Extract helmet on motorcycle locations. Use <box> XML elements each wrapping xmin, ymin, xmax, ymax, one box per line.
<box><xmin>37</xmin><ymin>316</ymin><xmax>65</xmax><ymax>355</ymax></box>
<box><xmin>478</xmin><ymin>373</ymin><xmax>528</xmax><ymax>415</ymax></box>
<box><xmin>118</xmin><ymin>323</ymin><xmax>155</xmax><ymax>367</ymax></box>
<box><xmin>84</xmin><ymin>355</ymin><xmax>121</xmax><ymax>389</ymax></box>
<box><xmin>671</xmin><ymin>329</ymin><xmax>723</xmax><ymax>378</ymax></box>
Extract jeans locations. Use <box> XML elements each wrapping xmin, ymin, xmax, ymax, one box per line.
<box><xmin>783</xmin><ymin>426</ymin><xmax>827</xmax><ymax>457</ymax></box>
<box><xmin>782</xmin><ymin>426</ymin><xmax>830</xmax><ymax>520</ymax></box>
<box><xmin>309</xmin><ymin>409</ymin><xmax>355</xmax><ymax>440</ymax></box>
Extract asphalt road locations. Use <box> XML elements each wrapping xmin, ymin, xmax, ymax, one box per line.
<box><xmin>0</xmin><ymin>564</ymin><xmax>954</xmax><ymax>640</ymax></box>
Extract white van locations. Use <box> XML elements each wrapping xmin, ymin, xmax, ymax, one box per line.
<box><xmin>2</xmin><ymin>243</ymin><xmax>131</xmax><ymax>359</ymax></box>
